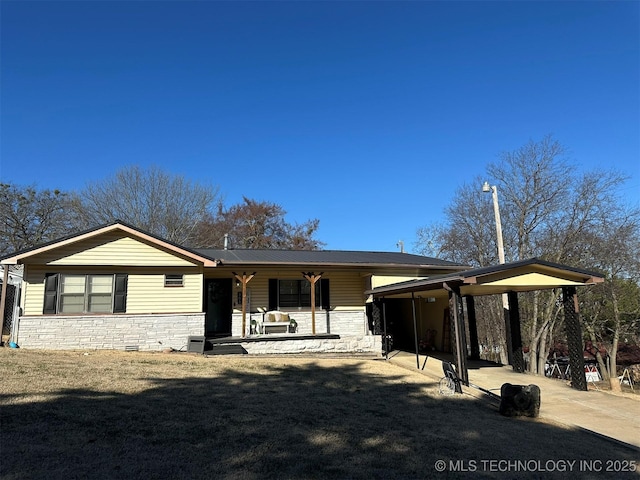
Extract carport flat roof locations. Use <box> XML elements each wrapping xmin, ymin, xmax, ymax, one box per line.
<box><xmin>365</xmin><ymin>257</ymin><xmax>604</xmax><ymax>298</ymax></box>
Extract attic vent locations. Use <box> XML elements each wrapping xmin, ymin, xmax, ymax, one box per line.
<box><xmin>124</xmin><ymin>345</ymin><xmax>139</xmax><ymax>352</ymax></box>
<box><xmin>164</xmin><ymin>274</ymin><xmax>184</xmax><ymax>287</ymax></box>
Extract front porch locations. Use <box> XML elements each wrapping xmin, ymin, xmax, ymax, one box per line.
<box><xmin>199</xmin><ymin>333</ymin><xmax>381</xmax><ymax>356</ymax></box>
<box><xmin>230</xmin><ymin>310</ymin><xmax>369</xmax><ymax>337</ymax></box>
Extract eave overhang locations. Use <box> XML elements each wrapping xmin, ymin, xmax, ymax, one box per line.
<box><xmin>0</xmin><ymin>222</ymin><xmax>219</xmax><ymax>267</ymax></box>
<box><xmin>365</xmin><ymin>258</ymin><xmax>605</xmax><ymax>299</ymax></box>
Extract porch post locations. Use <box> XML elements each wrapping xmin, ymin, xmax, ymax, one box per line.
<box><xmin>465</xmin><ymin>296</ymin><xmax>480</xmax><ymax>360</ymax></box>
<box><xmin>382</xmin><ymin>299</ymin><xmax>388</xmax><ymax>361</ymax></box>
<box><xmin>233</xmin><ymin>272</ymin><xmax>255</xmax><ymax>338</ymax></box>
<box><xmin>446</xmin><ymin>284</ymin><xmax>468</xmax><ymax>386</ymax></box>
<box><xmin>303</xmin><ymin>272</ymin><xmax>323</xmax><ymax>335</ymax></box>
<box><xmin>562</xmin><ymin>286</ymin><xmax>588</xmax><ymax>391</ymax></box>
<box><xmin>503</xmin><ymin>294</ymin><xmax>514</xmax><ymax>367</ymax></box>
<box><xmin>411</xmin><ymin>293</ymin><xmax>420</xmax><ymax>369</ymax></box>
<box><xmin>507</xmin><ymin>291</ymin><xmax>525</xmax><ymax>373</ymax></box>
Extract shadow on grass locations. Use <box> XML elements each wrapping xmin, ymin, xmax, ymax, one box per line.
<box><xmin>1</xmin><ymin>359</ymin><xmax>638</xmax><ymax>479</ymax></box>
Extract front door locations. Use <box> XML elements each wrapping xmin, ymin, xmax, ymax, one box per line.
<box><xmin>205</xmin><ymin>279</ymin><xmax>232</xmax><ymax>337</ymax></box>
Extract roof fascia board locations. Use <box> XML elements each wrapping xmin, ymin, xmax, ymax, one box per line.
<box><xmin>365</xmin><ymin>275</ymin><xmax>465</xmax><ymax>296</ymax></box>
<box><xmin>114</xmin><ymin>224</ymin><xmax>218</xmax><ymax>267</ymax></box>
<box><xmin>462</xmin><ymin>264</ymin><xmax>603</xmax><ymax>286</ymax></box>
<box><xmin>1</xmin><ymin>223</ymin><xmax>218</xmax><ymax>267</ymax></box>
<box><xmin>461</xmin><ymin>258</ymin><xmax>604</xmax><ymax>282</ymax></box>
<box><xmin>216</xmin><ymin>260</ymin><xmax>467</xmax><ymax>270</ymax></box>
<box><xmin>365</xmin><ymin>258</ymin><xmax>605</xmax><ymax>298</ymax></box>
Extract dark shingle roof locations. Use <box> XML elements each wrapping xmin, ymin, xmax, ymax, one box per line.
<box><xmin>195</xmin><ymin>248</ymin><xmax>466</xmax><ymax>269</ymax></box>
<box><xmin>0</xmin><ymin>219</ymin><xmax>466</xmax><ymax>272</ymax></box>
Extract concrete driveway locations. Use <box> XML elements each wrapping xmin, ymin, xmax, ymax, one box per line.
<box><xmin>388</xmin><ymin>350</ymin><xmax>640</xmax><ymax>451</ymax></box>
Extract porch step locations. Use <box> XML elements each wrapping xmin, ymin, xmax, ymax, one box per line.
<box><xmin>204</xmin><ymin>344</ymin><xmax>247</xmax><ymax>356</ymax></box>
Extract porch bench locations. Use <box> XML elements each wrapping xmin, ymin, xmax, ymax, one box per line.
<box><xmin>261</xmin><ymin>311</ymin><xmax>293</xmax><ymax>334</ymax></box>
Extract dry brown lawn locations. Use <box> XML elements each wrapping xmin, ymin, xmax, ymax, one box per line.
<box><xmin>1</xmin><ymin>349</ymin><xmax>638</xmax><ymax>479</ymax></box>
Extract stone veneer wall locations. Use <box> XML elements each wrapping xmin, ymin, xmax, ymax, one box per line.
<box><xmin>15</xmin><ymin>313</ymin><xmax>205</xmax><ymax>351</ymax></box>
<box><xmin>239</xmin><ymin>335</ymin><xmax>382</xmax><ymax>355</ymax></box>
<box><xmin>232</xmin><ymin>310</ymin><xmax>368</xmax><ymax>337</ymax></box>
<box><xmin>16</xmin><ymin>310</ymin><xmax>380</xmax><ymax>355</ymax></box>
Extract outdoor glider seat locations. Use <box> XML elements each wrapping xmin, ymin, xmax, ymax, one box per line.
<box><xmin>261</xmin><ymin>311</ymin><xmax>292</xmax><ymax>334</ymax></box>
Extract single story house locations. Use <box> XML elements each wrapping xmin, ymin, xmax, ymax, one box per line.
<box><xmin>0</xmin><ymin>222</ymin><xmax>468</xmax><ymax>354</ymax></box>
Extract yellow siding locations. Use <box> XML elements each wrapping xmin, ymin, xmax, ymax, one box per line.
<box><xmin>127</xmin><ymin>272</ymin><xmax>202</xmax><ymax>313</ymax></box>
<box><xmin>215</xmin><ymin>269</ymin><xmax>366</xmax><ymax>313</ymax></box>
<box><xmin>329</xmin><ymin>272</ymin><xmax>367</xmax><ymax>310</ymax></box>
<box><xmin>485</xmin><ymin>272</ymin><xmax>584</xmax><ymax>287</ymax></box>
<box><xmin>23</xmin><ymin>267</ymin><xmax>46</xmax><ymax>316</ymax></box>
<box><xmin>22</xmin><ymin>266</ymin><xmax>203</xmax><ymax>315</ymax></box>
<box><xmin>23</xmin><ymin>266</ymin><xmax>369</xmax><ymax>316</ymax></box>
<box><xmin>233</xmin><ymin>273</ymin><xmax>270</xmax><ymax>311</ymax></box>
<box><xmin>371</xmin><ymin>275</ymin><xmax>422</xmax><ymax>288</ymax></box>
<box><xmin>31</xmin><ymin>232</ymin><xmax>198</xmax><ymax>267</ymax></box>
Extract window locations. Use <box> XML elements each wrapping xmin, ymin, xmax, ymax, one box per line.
<box><xmin>44</xmin><ymin>273</ymin><xmax>128</xmax><ymax>314</ymax></box>
<box><xmin>88</xmin><ymin>276</ymin><xmax>115</xmax><ymax>312</ymax></box>
<box><xmin>164</xmin><ymin>274</ymin><xmax>184</xmax><ymax>287</ymax></box>
<box><xmin>269</xmin><ymin>278</ymin><xmax>330</xmax><ymax>310</ymax></box>
<box><xmin>278</xmin><ymin>280</ymin><xmax>316</xmax><ymax>308</ymax></box>
<box><xmin>59</xmin><ymin>274</ymin><xmax>114</xmax><ymax>313</ymax></box>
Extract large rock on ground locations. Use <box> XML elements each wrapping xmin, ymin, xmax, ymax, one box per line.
<box><xmin>499</xmin><ymin>383</ymin><xmax>541</xmax><ymax>418</ymax></box>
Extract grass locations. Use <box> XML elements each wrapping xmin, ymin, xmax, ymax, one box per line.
<box><xmin>1</xmin><ymin>349</ymin><xmax>638</xmax><ymax>479</ymax></box>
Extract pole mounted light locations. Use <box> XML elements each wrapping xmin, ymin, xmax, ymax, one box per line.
<box><xmin>482</xmin><ymin>181</ymin><xmax>506</xmax><ymax>265</ymax></box>
<box><xmin>483</xmin><ymin>181</ymin><xmax>510</xmax><ymax>319</ymax></box>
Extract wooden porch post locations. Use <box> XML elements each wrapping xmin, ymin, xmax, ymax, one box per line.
<box><xmin>303</xmin><ymin>272</ymin><xmax>322</xmax><ymax>335</ymax></box>
<box><xmin>233</xmin><ymin>272</ymin><xmax>255</xmax><ymax>338</ymax></box>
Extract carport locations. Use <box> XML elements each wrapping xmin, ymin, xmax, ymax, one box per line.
<box><xmin>366</xmin><ymin>258</ymin><xmax>604</xmax><ymax>391</ymax></box>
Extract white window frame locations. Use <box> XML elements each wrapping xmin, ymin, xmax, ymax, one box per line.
<box><xmin>59</xmin><ymin>274</ymin><xmax>115</xmax><ymax>314</ymax></box>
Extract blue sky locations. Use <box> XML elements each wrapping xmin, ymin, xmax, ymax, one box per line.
<box><xmin>2</xmin><ymin>1</ymin><xmax>638</xmax><ymax>252</ymax></box>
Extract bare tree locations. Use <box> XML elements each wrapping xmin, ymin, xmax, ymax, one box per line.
<box><xmin>415</xmin><ymin>176</ymin><xmax>509</xmax><ymax>363</ymax></box>
<box><xmin>191</xmin><ymin>197</ymin><xmax>323</xmax><ymax>250</ymax></box>
<box><xmin>415</xmin><ymin>135</ymin><xmax>639</xmax><ymax>377</ymax></box>
<box><xmin>72</xmin><ymin>166</ymin><xmax>220</xmax><ymax>245</ymax></box>
<box><xmin>0</xmin><ymin>182</ymin><xmax>76</xmax><ymax>255</ymax></box>
<box><xmin>488</xmin><ymin>135</ymin><xmax>572</xmax><ymax>260</ymax></box>
<box><xmin>578</xmin><ymin>202</ymin><xmax>640</xmax><ymax>389</ymax></box>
